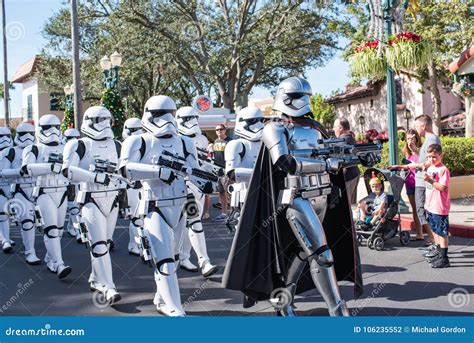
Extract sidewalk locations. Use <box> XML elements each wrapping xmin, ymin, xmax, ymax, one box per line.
<box><xmin>354</xmin><ymin>178</ymin><xmax>474</xmax><ymax>238</ymax></box>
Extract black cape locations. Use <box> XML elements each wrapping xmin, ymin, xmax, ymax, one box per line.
<box><xmin>222</xmin><ymin>121</ymin><xmax>363</xmax><ymax>304</ymax></box>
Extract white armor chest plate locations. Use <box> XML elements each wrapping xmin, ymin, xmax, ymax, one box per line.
<box><xmin>0</xmin><ymin>148</ymin><xmax>10</xmax><ymax>189</ymax></box>
<box><xmin>79</xmin><ymin>138</ymin><xmax>121</xmax><ymax>192</ymax></box>
<box><xmin>240</xmin><ymin>140</ymin><xmax>261</xmax><ymax>169</ymax></box>
<box><xmin>36</xmin><ymin>143</ymin><xmax>68</xmax><ymax>188</ymax></box>
<box><xmin>140</xmin><ymin>134</ymin><xmax>187</xmax><ymax>201</ymax></box>
<box><xmin>286</xmin><ymin>125</ymin><xmax>323</xmax><ymax>154</ymax></box>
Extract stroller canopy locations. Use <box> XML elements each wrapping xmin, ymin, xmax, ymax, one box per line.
<box><xmin>362</xmin><ymin>168</ymin><xmax>405</xmax><ymax>203</ymax></box>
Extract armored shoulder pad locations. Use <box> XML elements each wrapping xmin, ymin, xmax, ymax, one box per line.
<box><xmin>262</xmin><ymin>121</ymin><xmax>289</xmax><ymax>163</ymax></box>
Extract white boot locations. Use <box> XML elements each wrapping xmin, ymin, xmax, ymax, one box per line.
<box><xmin>188</xmin><ymin>224</ymin><xmax>217</xmax><ymax>277</ymax></box>
<box><xmin>180</xmin><ymin>258</ymin><xmax>198</xmax><ymax>272</ymax></box>
<box><xmin>0</xmin><ymin>221</ymin><xmax>12</xmax><ymax>253</ymax></box>
<box><xmin>200</xmin><ymin>260</ymin><xmax>219</xmax><ymax>278</ymax></box>
<box><xmin>154</xmin><ymin>271</ymin><xmax>185</xmax><ymax>316</ymax></box>
<box><xmin>104</xmin><ymin>288</ymin><xmax>121</xmax><ymax>305</ymax></box>
<box><xmin>57</xmin><ymin>263</ymin><xmax>72</xmax><ymax>279</ymax></box>
<box><xmin>21</xmin><ymin>223</ymin><xmax>40</xmax><ymax>264</ymax></box>
<box><xmin>128</xmin><ymin>223</ymin><xmax>140</xmax><ymax>255</ymax></box>
<box><xmin>2</xmin><ymin>241</ymin><xmax>12</xmax><ymax>254</ymax></box>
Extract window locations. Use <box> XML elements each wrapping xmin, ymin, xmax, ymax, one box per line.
<box><xmin>50</xmin><ymin>92</ymin><xmax>64</xmax><ymax>111</ymax></box>
<box><xmin>370</xmin><ymin>99</ymin><xmax>374</xmax><ymax>108</ymax></box>
<box><xmin>395</xmin><ymin>79</ymin><xmax>403</xmax><ymax>104</ymax></box>
<box><xmin>27</xmin><ymin>95</ymin><xmax>33</xmax><ymax>120</ymax></box>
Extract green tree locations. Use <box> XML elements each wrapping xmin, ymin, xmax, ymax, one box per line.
<box><xmin>38</xmin><ymin>0</ymin><xmax>350</xmax><ymax>113</ymax></box>
<box><xmin>309</xmin><ymin>93</ymin><xmax>336</xmax><ymax>127</ymax></box>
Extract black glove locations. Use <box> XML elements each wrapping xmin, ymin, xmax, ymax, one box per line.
<box><xmin>359</xmin><ymin>152</ymin><xmax>380</xmax><ymax>167</ymax></box>
<box><xmin>217</xmin><ymin>168</ymin><xmax>224</xmax><ymax>177</ymax></box>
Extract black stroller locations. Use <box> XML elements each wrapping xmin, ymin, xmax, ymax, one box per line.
<box><xmin>355</xmin><ymin>167</ymin><xmax>411</xmax><ymax>251</ymax></box>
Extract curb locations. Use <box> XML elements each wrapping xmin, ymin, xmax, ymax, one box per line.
<box><xmin>400</xmin><ymin>215</ymin><xmax>474</xmax><ymax>239</ymax></box>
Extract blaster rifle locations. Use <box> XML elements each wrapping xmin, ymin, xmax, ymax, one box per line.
<box><xmin>159</xmin><ymin>151</ymin><xmax>218</xmax><ymax>183</ymax></box>
<box><xmin>48</xmin><ymin>152</ymin><xmax>63</xmax><ymax>164</ymax></box>
<box><xmin>135</xmin><ymin>226</ymin><xmax>152</xmax><ymax>266</ymax></box>
<box><xmin>90</xmin><ymin>158</ymin><xmax>131</xmax><ymax>186</ymax></box>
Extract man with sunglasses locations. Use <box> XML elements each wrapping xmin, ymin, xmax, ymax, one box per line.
<box><xmin>224</xmin><ymin>107</ymin><xmax>264</xmax><ymax>231</ymax></box>
<box><xmin>0</xmin><ymin>127</ymin><xmax>14</xmax><ymax>253</ymax></box>
<box><xmin>211</xmin><ymin>124</ymin><xmax>232</xmax><ymax>221</ymax></box>
<box><xmin>121</xmin><ymin>117</ymin><xmax>144</xmax><ymax>256</ymax></box>
<box><xmin>21</xmin><ymin>115</ymin><xmax>71</xmax><ymax>279</ymax></box>
<box><xmin>62</xmin><ymin>106</ymin><xmax>124</xmax><ymax>305</ymax></box>
<box><xmin>0</xmin><ymin>123</ymin><xmax>40</xmax><ymax>263</ymax></box>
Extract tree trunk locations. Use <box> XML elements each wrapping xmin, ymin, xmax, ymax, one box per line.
<box><xmin>2</xmin><ymin>0</ymin><xmax>10</xmax><ymax>126</ymax></box>
<box><xmin>465</xmin><ymin>97</ymin><xmax>473</xmax><ymax>138</ymax></box>
<box><xmin>427</xmin><ymin>60</ymin><xmax>442</xmax><ymax>135</ymax></box>
<box><xmin>71</xmin><ymin>0</ymin><xmax>83</xmax><ymax>128</ymax></box>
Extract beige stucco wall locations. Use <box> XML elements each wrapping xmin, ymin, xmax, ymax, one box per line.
<box><xmin>21</xmin><ymin>79</ymin><xmax>64</xmax><ymax>125</ymax></box>
<box><xmin>334</xmin><ymin>78</ymin><xmax>463</xmax><ymax>133</ymax></box>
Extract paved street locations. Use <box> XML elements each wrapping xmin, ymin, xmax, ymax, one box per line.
<box><xmin>0</xmin><ymin>202</ymin><xmax>473</xmax><ymax>317</ymax></box>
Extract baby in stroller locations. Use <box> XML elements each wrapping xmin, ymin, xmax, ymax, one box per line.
<box><xmin>357</xmin><ymin>172</ymin><xmax>387</xmax><ymax>230</ymax></box>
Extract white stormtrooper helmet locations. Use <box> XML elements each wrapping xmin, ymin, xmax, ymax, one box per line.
<box><xmin>14</xmin><ymin>123</ymin><xmax>36</xmax><ymax>148</ymax></box>
<box><xmin>0</xmin><ymin>127</ymin><xmax>12</xmax><ymax>150</ymax></box>
<box><xmin>273</xmin><ymin>77</ymin><xmax>312</xmax><ymax>117</ymax></box>
<box><xmin>81</xmin><ymin>106</ymin><xmax>114</xmax><ymax>140</ymax></box>
<box><xmin>37</xmin><ymin>115</ymin><xmax>62</xmax><ymax>144</ymax></box>
<box><xmin>63</xmin><ymin>128</ymin><xmax>81</xmax><ymax>143</ymax></box>
<box><xmin>142</xmin><ymin>95</ymin><xmax>177</xmax><ymax>137</ymax></box>
<box><xmin>234</xmin><ymin>107</ymin><xmax>265</xmax><ymax>141</ymax></box>
<box><xmin>176</xmin><ymin>106</ymin><xmax>201</xmax><ymax>136</ymax></box>
<box><xmin>122</xmin><ymin>117</ymin><xmax>143</xmax><ymax>139</ymax></box>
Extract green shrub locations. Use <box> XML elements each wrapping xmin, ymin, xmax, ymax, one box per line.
<box><xmin>358</xmin><ymin>137</ymin><xmax>474</xmax><ymax>176</ymax></box>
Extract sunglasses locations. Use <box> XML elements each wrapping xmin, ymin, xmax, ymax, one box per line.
<box><xmin>215</xmin><ymin>128</ymin><xmax>225</xmax><ymax>131</ymax></box>
<box><xmin>41</xmin><ymin>125</ymin><xmax>60</xmax><ymax>130</ymax></box>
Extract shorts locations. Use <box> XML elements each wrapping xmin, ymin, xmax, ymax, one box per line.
<box><xmin>217</xmin><ymin>176</ymin><xmax>229</xmax><ymax>193</ymax></box>
<box><xmin>426</xmin><ymin>211</ymin><xmax>449</xmax><ymax>237</ymax></box>
<box><xmin>406</xmin><ymin>186</ymin><xmax>415</xmax><ymax>196</ymax></box>
<box><xmin>415</xmin><ymin>187</ymin><xmax>428</xmax><ymax>226</ymax></box>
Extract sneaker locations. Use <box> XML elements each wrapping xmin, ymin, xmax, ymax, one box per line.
<box><xmin>423</xmin><ymin>248</ymin><xmax>440</xmax><ymax>258</ymax></box>
<box><xmin>201</xmin><ymin>260</ymin><xmax>219</xmax><ymax>278</ymax></box>
<box><xmin>430</xmin><ymin>257</ymin><xmax>450</xmax><ymax>268</ymax></box>
<box><xmin>212</xmin><ymin>213</ymin><xmax>228</xmax><ymax>222</ymax></box>
<box><xmin>212</xmin><ymin>202</ymin><xmax>222</xmax><ymax>209</ymax></box>
<box><xmin>180</xmin><ymin>259</ymin><xmax>199</xmax><ymax>272</ymax></box>
<box><xmin>426</xmin><ymin>253</ymin><xmax>442</xmax><ymax>263</ymax></box>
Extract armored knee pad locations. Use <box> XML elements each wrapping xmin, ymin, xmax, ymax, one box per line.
<box><xmin>91</xmin><ymin>240</ymin><xmax>109</xmax><ymax>258</ymax></box>
<box><xmin>44</xmin><ymin>225</ymin><xmax>60</xmax><ymax>239</ymax></box>
<box><xmin>310</xmin><ymin>245</ymin><xmax>334</xmax><ymax>268</ymax></box>
<box><xmin>131</xmin><ymin>217</ymin><xmax>143</xmax><ymax>228</ymax></box>
<box><xmin>69</xmin><ymin>206</ymin><xmax>80</xmax><ymax>216</ymax></box>
<box><xmin>21</xmin><ymin>219</ymin><xmax>35</xmax><ymax>231</ymax></box>
<box><xmin>155</xmin><ymin>254</ymin><xmax>180</xmax><ymax>276</ymax></box>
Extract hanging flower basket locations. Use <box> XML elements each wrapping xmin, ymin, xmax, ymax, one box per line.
<box><xmin>386</xmin><ymin>32</ymin><xmax>430</xmax><ymax>72</ymax></box>
<box><xmin>349</xmin><ymin>40</ymin><xmax>387</xmax><ymax>80</ymax></box>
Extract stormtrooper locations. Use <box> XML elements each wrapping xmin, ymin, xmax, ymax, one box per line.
<box><xmin>62</xmin><ymin>128</ymin><xmax>81</xmax><ymax>241</ymax></box>
<box><xmin>223</xmin><ymin>77</ymin><xmax>372</xmax><ymax>316</ymax></box>
<box><xmin>21</xmin><ymin>115</ymin><xmax>71</xmax><ymax>279</ymax></box>
<box><xmin>176</xmin><ymin>106</ymin><xmax>218</xmax><ymax>278</ymax></box>
<box><xmin>224</xmin><ymin>107</ymin><xmax>264</xmax><ymax>230</ymax></box>
<box><xmin>0</xmin><ymin>123</ymin><xmax>40</xmax><ymax>263</ymax></box>
<box><xmin>121</xmin><ymin>117</ymin><xmax>144</xmax><ymax>256</ymax></box>
<box><xmin>0</xmin><ymin>127</ymin><xmax>14</xmax><ymax>253</ymax></box>
<box><xmin>62</xmin><ymin>106</ymin><xmax>123</xmax><ymax>304</ymax></box>
<box><xmin>120</xmin><ymin>95</ymin><xmax>201</xmax><ymax>316</ymax></box>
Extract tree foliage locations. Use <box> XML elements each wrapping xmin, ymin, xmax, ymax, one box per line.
<box><xmin>37</xmin><ymin>0</ymin><xmax>349</xmax><ymax>115</ymax></box>
<box><xmin>309</xmin><ymin>93</ymin><xmax>336</xmax><ymax>127</ymax></box>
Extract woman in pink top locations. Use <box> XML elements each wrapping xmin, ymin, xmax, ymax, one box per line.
<box><xmin>402</xmin><ymin>129</ymin><xmax>423</xmax><ymax>240</ymax></box>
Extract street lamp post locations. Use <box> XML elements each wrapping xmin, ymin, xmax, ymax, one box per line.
<box><xmin>64</xmin><ymin>84</ymin><xmax>74</xmax><ymax>110</ymax></box>
<box><xmin>383</xmin><ymin>0</ymin><xmax>399</xmax><ymax>165</ymax></box>
<box><xmin>100</xmin><ymin>51</ymin><xmax>122</xmax><ymax>90</ymax></box>
<box><xmin>404</xmin><ymin>108</ymin><xmax>412</xmax><ymax>130</ymax></box>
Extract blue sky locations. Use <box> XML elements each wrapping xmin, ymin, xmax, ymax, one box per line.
<box><xmin>0</xmin><ymin>0</ymin><xmax>351</xmax><ymax>118</ymax></box>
